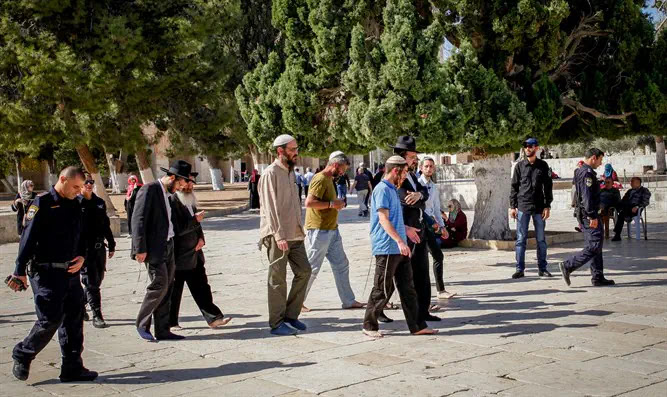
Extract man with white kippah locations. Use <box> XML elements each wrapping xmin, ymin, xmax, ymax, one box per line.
<box><xmin>258</xmin><ymin>134</ymin><xmax>312</xmax><ymax>336</ymax></box>
<box><xmin>302</xmin><ymin>152</ymin><xmax>365</xmax><ymax>312</ymax></box>
<box><xmin>362</xmin><ymin>155</ymin><xmax>437</xmax><ymax>339</ymax></box>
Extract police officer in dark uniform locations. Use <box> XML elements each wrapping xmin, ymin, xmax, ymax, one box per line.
<box><xmin>7</xmin><ymin>166</ymin><xmax>98</xmax><ymax>382</ymax></box>
<box><xmin>79</xmin><ymin>174</ymin><xmax>116</xmax><ymax>328</ymax></box>
<box><xmin>556</xmin><ymin>148</ymin><xmax>615</xmax><ymax>287</ymax></box>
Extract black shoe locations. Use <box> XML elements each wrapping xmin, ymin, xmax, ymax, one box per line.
<box><xmin>592</xmin><ymin>278</ymin><xmax>615</xmax><ymax>287</ymax></box>
<box><xmin>511</xmin><ymin>271</ymin><xmax>525</xmax><ymax>279</ymax></box>
<box><xmin>59</xmin><ymin>367</ymin><xmax>98</xmax><ymax>382</ymax></box>
<box><xmin>424</xmin><ymin>314</ymin><xmax>441</xmax><ymax>322</ymax></box>
<box><xmin>378</xmin><ymin>313</ymin><xmax>393</xmax><ymax>323</ymax></box>
<box><xmin>156</xmin><ymin>332</ymin><xmax>186</xmax><ymax>340</ymax></box>
<box><xmin>611</xmin><ymin>234</ymin><xmax>621</xmax><ymax>241</ymax></box>
<box><xmin>538</xmin><ymin>270</ymin><xmax>553</xmax><ymax>277</ymax></box>
<box><xmin>92</xmin><ymin>316</ymin><xmax>109</xmax><ymax>329</ymax></box>
<box><xmin>83</xmin><ymin>311</ymin><xmax>90</xmax><ymax>322</ymax></box>
<box><xmin>12</xmin><ymin>360</ymin><xmax>29</xmax><ymax>381</ymax></box>
<box><xmin>558</xmin><ymin>262</ymin><xmax>571</xmax><ymax>286</ymax></box>
<box><xmin>358</xmin><ymin>213</ymin><xmax>363</xmax><ymax>217</ymax></box>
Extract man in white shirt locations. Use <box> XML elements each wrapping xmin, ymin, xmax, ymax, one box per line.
<box><xmin>304</xmin><ymin>168</ymin><xmax>314</xmax><ymax>197</ymax></box>
<box><xmin>419</xmin><ymin>157</ymin><xmax>455</xmax><ymax>299</ymax></box>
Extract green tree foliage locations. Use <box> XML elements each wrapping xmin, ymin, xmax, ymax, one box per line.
<box><xmin>237</xmin><ymin>0</ymin><xmax>664</xmax><ymax>157</ymax></box>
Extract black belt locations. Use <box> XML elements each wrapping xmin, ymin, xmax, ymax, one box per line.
<box><xmin>36</xmin><ymin>262</ymin><xmax>69</xmax><ymax>270</ymax></box>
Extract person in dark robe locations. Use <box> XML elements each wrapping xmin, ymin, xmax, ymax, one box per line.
<box><xmin>11</xmin><ymin>180</ymin><xmax>37</xmax><ymax>235</ymax></box>
<box><xmin>248</xmin><ymin>169</ymin><xmax>261</xmax><ymax>209</ymax></box>
<box><xmin>124</xmin><ymin>175</ymin><xmax>142</xmax><ymax>235</ymax></box>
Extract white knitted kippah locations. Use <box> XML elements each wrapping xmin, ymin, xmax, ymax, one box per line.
<box><xmin>273</xmin><ymin>134</ymin><xmax>296</xmax><ymax>147</ymax></box>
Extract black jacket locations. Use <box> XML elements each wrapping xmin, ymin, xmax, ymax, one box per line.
<box><xmin>398</xmin><ymin>172</ymin><xmax>430</xmax><ymax>231</ymax></box>
<box><xmin>574</xmin><ymin>164</ymin><xmax>600</xmax><ymax>221</ymax></box>
<box><xmin>80</xmin><ymin>193</ymin><xmax>116</xmax><ymax>252</ymax></box>
<box><xmin>14</xmin><ymin>187</ymin><xmax>86</xmax><ymax>276</ymax></box>
<box><xmin>621</xmin><ymin>186</ymin><xmax>651</xmax><ymax>209</ymax></box>
<box><xmin>510</xmin><ymin>158</ymin><xmax>553</xmax><ymax>213</ymax></box>
<box><xmin>131</xmin><ymin>180</ymin><xmax>171</xmax><ymax>263</ymax></box>
<box><xmin>170</xmin><ymin>194</ymin><xmax>205</xmax><ymax>271</ymax></box>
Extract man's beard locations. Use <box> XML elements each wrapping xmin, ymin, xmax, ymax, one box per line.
<box><xmin>286</xmin><ymin>155</ymin><xmax>296</xmax><ymax>171</ymax></box>
<box><xmin>165</xmin><ymin>179</ymin><xmax>176</xmax><ymax>193</ymax></box>
<box><xmin>176</xmin><ymin>190</ymin><xmax>198</xmax><ymax>209</ymax></box>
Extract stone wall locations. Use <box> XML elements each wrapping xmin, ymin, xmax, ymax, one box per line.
<box><xmin>0</xmin><ymin>215</ymin><xmax>121</xmax><ymax>245</ymax></box>
<box><xmin>544</xmin><ymin>154</ymin><xmax>657</xmax><ymax>179</ymax></box>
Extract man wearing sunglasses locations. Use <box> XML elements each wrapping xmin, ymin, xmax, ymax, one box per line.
<box><xmin>509</xmin><ymin>138</ymin><xmax>554</xmax><ymax>279</ymax></box>
<box><xmin>79</xmin><ymin>176</ymin><xmax>116</xmax><ymax>328</ymax></box>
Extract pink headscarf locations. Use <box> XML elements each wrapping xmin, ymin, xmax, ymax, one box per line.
<box><xmin>126</xmin><ymin>175</ymin><xmax>142</xmax><ymax>199</ymax></box>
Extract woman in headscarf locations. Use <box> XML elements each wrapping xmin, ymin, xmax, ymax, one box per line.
<box><xmin>11</xmin><ymin>180</ymin><xmax>37</xmax><ymax>235</ymax></box>
<box><xmin>248</xmin><ymin>169</ymin><xmax>260</xmax><ymax>210</ymax></box>
<box><xmin>441</xmin><ymin>199</ymin><xmax>468</xmax><ymax>248</ymax></box>
<box><xmin>124</xmin><ymin>175</ymin><xmax>142</xmax><ymax>235</ymax></box>
<box><xmin>600</xmin><ymin>163</ymin><xmax>622</xmax><ymax>189</ymax></box>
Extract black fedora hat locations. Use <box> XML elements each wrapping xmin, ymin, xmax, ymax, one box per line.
<box><xmin>160</xmin><ymin>160</ymin><xmax>194</xmax><ymax>182</ymax></box>
<box><xmin>388</xmin><ymin>135</ymin><xmax>421</xmax><ymax>153</ymax></box>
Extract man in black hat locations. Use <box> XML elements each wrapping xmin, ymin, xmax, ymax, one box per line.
<box><xmin>168</xmin><ymin>172</ymin><xmax>230</xmax><ymax>329</ymax></box>
<box><xmin>388</xmin><ymin>136</ymin><xmax>440</xmax><ymax>323</ymax></box>
<box><xmin>132</xmin><ymin>160</ymin><xmax>192</xmax><ymax>341</ymax></box>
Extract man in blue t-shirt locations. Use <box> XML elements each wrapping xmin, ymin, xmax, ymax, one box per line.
<box><xmin>362</xmin><ymin>156</ymin><xmax>437</xmax><ymax>339</ymax></box>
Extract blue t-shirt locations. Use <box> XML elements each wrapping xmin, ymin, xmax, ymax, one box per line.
<box><xmin>370</xmin><ymin>180</ymin><xmax>407</xmax><ymax>255</ymax></box>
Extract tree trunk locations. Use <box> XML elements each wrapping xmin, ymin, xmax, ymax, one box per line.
<box><xmin>656</xmin><ymin>136</ymin><xmax>666</xmax><ymax>175</ymax></box>
<box><xmin>136</xmin><ymin>149</ymin><xmax>155</xmax><ymax>183</ymax></box>
<box><xmin>468</xmin><ymin>154</ymin><xmax>513</xmax><ymax>241</ymax></box>
<box><xmin>1</xmin><ymin>178</ymin><xmax>16</xmax><ymax>193</ymax></box>
<box><xmin>75</xmin><ymin>144</ymin><xmax>117</xmax><ymax>216</ymax></box>
<box><xmin>207</xmin><ymin>154</ymin><xmax>225</xmax><ymax>190</ymax></box>
<box><xmin>105</xmin><ymin>151</ymin><xmax>121</xmax><ymax>193</ymax></box>
<box><xmin>116</xmin><ymin>151</ymin><xmax>129</xmax><ymax>192</ymax></box>
<box><xmin>14</xmin><ymin>155</ymin><xmax>22</xmax><ymax>189</ymax></box>
<box><xmin>249</xmin><ymin>145</ymin><xmax>271</xmax><ymax>172</ymax></box>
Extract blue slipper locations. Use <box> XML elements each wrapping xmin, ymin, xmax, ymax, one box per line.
<box><xmin>137</xmin><ymin>327</ymin><xmax>157</xmax><ymax>342</ymax></box>
<box><xmin>285</xmin><ymin>318</ymin><xmax>307</xmax><ymax>331</ymax></box>
<box><xmin>270</xmin><ymin>323</ymin><xmax>297</xmax><ymax>336</ymax></box>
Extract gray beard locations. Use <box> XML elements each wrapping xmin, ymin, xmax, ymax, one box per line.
<box><xmin>176</xmin><ymin>191</ymin><xmax>198</xmax><ymax>209</ymax></box>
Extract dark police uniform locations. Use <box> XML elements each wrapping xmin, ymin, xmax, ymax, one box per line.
<box><xmin>80</xmin><ymin>193</ymin><xmax>115</xmax><ymax>322</ymax></box>
<box><xmin>563</xmin><ymin>164</ymin><xmax>607</xmax><ymax>281</ymax></box>
<box><xmin>12</xmin><ymin>187</ymin><xmax>88</xmax><ymax>375</ymax></box>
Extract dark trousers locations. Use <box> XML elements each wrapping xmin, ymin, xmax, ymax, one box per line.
<box><xmin>13</xmin><ymin>268</ymin><xmax>85</xmax><ymax>371</ymax></box>
<box><xmin>304</xmin><ymin>185</ymin><xmax>309</xmax><ymax>198</ymax></box>
<box><xmin>363</xmin><ymin>254</ymin><xmax>426</xmax><ymax>333</ymax></box>
<box><xmin>81</xmin><ymin>245</ymin><xmax>106</xmax><ymax>314</ymax></box>
<box><xmin>564</xmin><ymin>218</ymin><xmax>605</xmax><ymax>281</ymax></box>
<box><xmin>169</xmin><ymin>259</ymin><xmax>224</xmax><ymax>326</ymax></box>
<box><xmin>136</xmin><ymin>240</ymin><xmax>176</xmax><ymax>337</ymax></box>
<box><xmin>613</xmin><ymin>205</ymin><xmax>635</xmax><ymax>235</ymax></box>
<box><xmin>409</xmin><ymin>238</ymin><xmax>432</xmax><ymax>322</ymax></box>
<box><xmin>297</xmin><ymin>185</ymin><xmax>303</xmax><ymax>202</ymax></box>
<box><xmin>426</xmin><ymin>233</ymin><xmax>445</xmax><ymax>292</ymax></box>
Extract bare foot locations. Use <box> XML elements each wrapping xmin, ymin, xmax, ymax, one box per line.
<box><xmin>209</xmin><ymin>317</ymin><xmax>231</xmax><ymax>328</ymax></box>
<box><xmin>362</xmin><ymin>329</ymin><xmax>383</xmax><ymax>339</ymax></box>
<box><xmin>414</xmin><ymin>328</ymin><xmax>439</xmax><ymax>335</ymax></box>
<box><xmin>301</xmin><ymin>305</ymin><xmax>311</xmax><ymax>313</ymax></box>
<box><xmin>344</xmin><ymin>301</ymin><xmax>366</xmax><ymax>309</ymax></box>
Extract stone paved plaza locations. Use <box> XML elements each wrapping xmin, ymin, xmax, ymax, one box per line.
<box><xmin>1</xmin><ymin>196</ymin><xmax>666</xmax><ymax>396</ymax></box>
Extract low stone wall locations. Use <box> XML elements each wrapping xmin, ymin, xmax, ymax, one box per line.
<box><xmin>437</xmin><ymin>181</ymin><xmax>667</xmax><ymax>212</ymax></box>
<box><xmin>459</xmin><ymin>231</ymin><xmax>585</xmax><ymax>251</ymax></box>
<box><xmin>0</xmin><ymin>214</ymin><xmax>121</xmax><ymax>245</ymax></box>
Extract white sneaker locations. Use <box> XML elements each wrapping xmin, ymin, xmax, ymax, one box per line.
<box><xmin>437</xmin><ymin>291</ymin><xmax>457</xmax><ymax>299</ymax></box>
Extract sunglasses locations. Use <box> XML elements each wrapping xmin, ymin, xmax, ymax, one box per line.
<box><xmin>524</xmin><ymin>144</ymin><xmax>536</xmax><ymax>149</ymax></box>
<box><xmin>84</xmin><ymin>180</ymin><xmax>95</xmax><ymax>185</ymax></box>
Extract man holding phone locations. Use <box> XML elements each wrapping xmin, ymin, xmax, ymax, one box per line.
<box><xmin>168</xmin><ymin>172</ymin><xmax>230</xmax><ymax>330</ymax></box>
<box><xmin>9</xmin><ymin>166</ymin><xmax>98</xmax><ymax>383</ymax></box>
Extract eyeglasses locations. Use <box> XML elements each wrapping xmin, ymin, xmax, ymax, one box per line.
<box><xmin>524</xmin><ymin>144</ymin><xmax>536</xmax><ymax>149</ymax></box>
<box><xmin>84</xmin><ymin>180</ymin><xmax>95</xmax><ymax>185</ymax></box>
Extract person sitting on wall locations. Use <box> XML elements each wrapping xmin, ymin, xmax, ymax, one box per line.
<box><xmin>440</xmin><ymin>199</ymin><xmax>468</xmax><ymax>248</ymax></box>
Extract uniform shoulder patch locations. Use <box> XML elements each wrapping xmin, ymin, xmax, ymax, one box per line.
<box><xmin>585</xmin><ymin>177</ymin><xmax>593</xmax><ymax>187</ymax></box>
<box><xmin>26</xmin><ymin>205</ymin><xmax>39</xmax><ymax>221</ymax></box>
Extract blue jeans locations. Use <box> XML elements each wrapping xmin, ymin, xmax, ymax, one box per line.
<box><xmin>304</xmin><ymin>228</ymin><xmax>356</xmax><ymax>307</ymax></box>
<box><xmin>515</xmin><ymin>210</ymin><xmax>548</xmax><ymax>272</ymax></box>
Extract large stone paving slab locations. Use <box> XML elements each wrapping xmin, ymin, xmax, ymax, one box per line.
<box><xmin>1</xmin><ymin>204</ymin><xmax>666</xmax><ymax>396</ymax></box>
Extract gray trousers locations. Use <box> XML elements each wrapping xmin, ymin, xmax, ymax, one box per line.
<box><xmin>136</xmin><ymin>240</ymin><xmax>176</xmax><ymax>337</ymax></box>
<box><xmin>264</xmin><ymin>237</ymin><xmax>312</xmax><ymax>329</ymax></box>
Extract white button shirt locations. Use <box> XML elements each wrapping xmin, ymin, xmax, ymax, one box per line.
<box><xmin>158</xmin><ymin>179</ymin><xmax>175</xmax><ymax>240</ymax></box>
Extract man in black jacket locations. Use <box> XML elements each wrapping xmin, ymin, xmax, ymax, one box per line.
<box><xmin>509</xmin><ymin>138</ymin><xmax>553</xmax><ymax>279</ymax></box>
<box><xmin>611</xmin><ymin>177</ymin><xmax>651</xmax><ymax>241</ymax></box>
<box><xmin>132</xmin><ymin>160</ymin><xmax>191</xmax><ymax>342</ymax></box>
<box><xmin>79</xmin><ymin>175</ymin><xmax>116</xmax><ymax>328</ymax></box>
<box><xmin>389</xmin><ymin>136</ymin><xmax>440</xmax><ymax>323</ymax></box>
<box><xmin>168</xmin><ymin>172</ymin><xmax>229</xmax><ymax>330</ymax></box>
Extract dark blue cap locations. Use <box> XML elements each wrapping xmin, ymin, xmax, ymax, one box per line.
<box><xmin>524</xmin><ymin>138</ymin><xmax>538</xmax><ymax>146</ymax></box>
